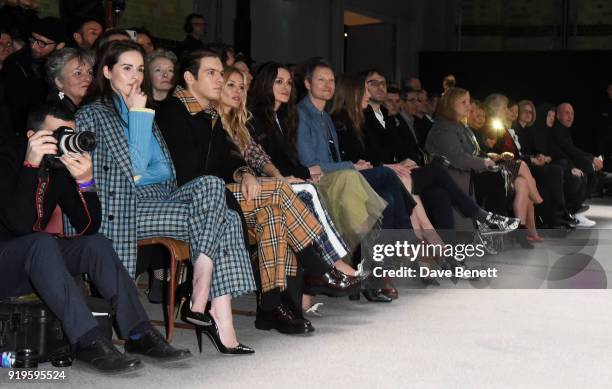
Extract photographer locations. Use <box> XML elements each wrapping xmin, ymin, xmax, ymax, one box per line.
<box><xmin>0</xmin><ymin>103</ymin><xmax>190</xmax><ymax>374</ymax></box>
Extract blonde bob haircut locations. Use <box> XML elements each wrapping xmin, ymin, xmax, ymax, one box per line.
<box><xmin>518</xmin><ymin>99</ymin><xmax>536</xmax><ymax>127</ymax></box>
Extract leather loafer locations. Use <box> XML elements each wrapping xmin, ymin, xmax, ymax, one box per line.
<box><xmin>76</xmin><ymin>336</ymin><xmax>143</xmax><ymax>374</ymax></box>
<box><xmin>380</xmin><ymin>287</ymin><xmax>399</xmax><ymax>300</ymax></box>
<box><xmin>125</xmin><ymin>327</ymin><xmax>192</xmax><ymax>363</ymax></box>
<box><xmin>303</xmin><ymin>268</ymin><xmax>361</xmax><ymax>297</ymax></box>
<box><xmin>255</xmin><ymin>304</ymin><xmax>313</xmax><ymax>334</ymax></box>
<box><xmin>362</xmin><ymin>289</ymin><xmax>392</xmax><ymax>303</ymax></box>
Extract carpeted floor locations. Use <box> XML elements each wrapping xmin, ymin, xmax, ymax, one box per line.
<box><xmin>5</xmin><ymin>199</ymin><xmax>612</xmax><ymax>389</ymax></box>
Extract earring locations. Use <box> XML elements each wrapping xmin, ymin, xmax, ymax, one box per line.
<box><xmin>58</xmin><ymin>91</ymin><xmax>65</xmax><ymax>100</ymax></box>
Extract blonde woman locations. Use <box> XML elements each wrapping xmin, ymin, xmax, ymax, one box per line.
<box><xmin>480</xmin><ymin>93</ymin><xmax>543</xmax><ymax>243</ymax></box>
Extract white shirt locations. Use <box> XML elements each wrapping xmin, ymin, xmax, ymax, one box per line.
<box><xmin>374</xmin><ymin>109</ymin><xmax>386</xmax><ymax>128</ymax></box>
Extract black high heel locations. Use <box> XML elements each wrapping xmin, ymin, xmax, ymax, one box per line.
<box><xmin>202</xmin><ymin>314</ymin><xmax>255</xmax><ymax>355</ymax></box>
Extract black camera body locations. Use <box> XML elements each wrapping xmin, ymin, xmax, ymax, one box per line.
<box><xmin>43</xmin><ymin>126</ymin><xmax>96</xmax><ymax>169</ymax></box>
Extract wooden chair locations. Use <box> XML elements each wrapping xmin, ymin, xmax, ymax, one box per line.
<box><xmin>137</xmin><ymin>237</ymin><xmax>190</xmax><ymax>343</ymax></box>
<box><xmin>137</xmin><ymin>231</ymin><xmax>257</xmax><ymax>343</ymax></box>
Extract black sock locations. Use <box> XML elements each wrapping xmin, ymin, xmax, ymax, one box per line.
<box><xmin>128</xmin><ymin>321</ymin><xmax>153</xmax><ymax>340</ymax></box>
<box><xmin>295</xmin><ymin>244</ymin><xmax>330</xmax><ymax>277</ymax></box>
<box><xmin>76</xmin><ymin>326</ymin><xmax>101</xmax><ymax>349</ymax></box>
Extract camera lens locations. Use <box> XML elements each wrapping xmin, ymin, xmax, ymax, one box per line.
<box><xmin>14</xmin><ymin>349</ymin><xmax>39</xmax><ymax>369</ymax></box>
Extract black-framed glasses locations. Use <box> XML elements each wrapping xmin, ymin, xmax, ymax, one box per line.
<box><xmin>29</xmin><ymin>36</ymin><xmax>56</xmax><ymax>48</ymax></box>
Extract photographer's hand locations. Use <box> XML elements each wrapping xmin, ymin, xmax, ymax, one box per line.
<box><xmin>25</xmin><ymin>130</ymin><xmax>58</xmax><ymax>166</ymax></box>
<box><xmin>60</xmin><ymin>152</ymin><xmax>94</xmax><ymax>183</ymax></box>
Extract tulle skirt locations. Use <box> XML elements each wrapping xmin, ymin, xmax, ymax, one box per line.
<box><xmin>314</xmin><ymin>170</ymin><xmax>387</xmax><ymax>254</ymax></box>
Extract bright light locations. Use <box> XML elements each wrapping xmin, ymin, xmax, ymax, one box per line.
<box><xmin>491</xmin><ymin>118</ymin><xmax>504</xmax><ymax>132</ymax></box>
<box><xmin>344</xmin><ymin>32</ymin><xmax>348</xmax><ymax>37</ymax></box>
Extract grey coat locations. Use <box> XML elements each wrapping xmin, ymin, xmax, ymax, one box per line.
<box><xmin>425</xmin><ymin>117</ymin><xmax>487</xmax><ymax>229</ymax></box>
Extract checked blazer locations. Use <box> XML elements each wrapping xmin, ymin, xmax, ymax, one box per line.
<box><xmin>70</xmin><ymin>99</ymin><xmax>176</xmax><ymax>278</ymax></box>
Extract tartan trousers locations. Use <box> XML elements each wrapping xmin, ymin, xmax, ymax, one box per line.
<box><xmin>135</xmin><ymin>176</ymin><xmax>256</xmax><ymax>299</ymax></box>
<box><xmin>226</xmin><ymin>178</ymin><xmax>321</xmax><ymax>292</ymax></box>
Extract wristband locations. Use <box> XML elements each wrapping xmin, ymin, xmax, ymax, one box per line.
<box><xmin>23</xmin><ymin>161</ymin><xmax>39</xmax><ymax>168</ymax></box>
<box><xmin>78</xmin><ymin>179</ymin><xmax>96</xmax><ymax>189</ymax></box>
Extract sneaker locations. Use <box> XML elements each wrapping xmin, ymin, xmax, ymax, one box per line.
<box><xmin>574</xmin><ymin>213</ymin><xmax>596</xmax><ymax>228</ymax></box>
<box><xmin>477</xmin><ymin>212</ymin><xmax>520</xmax><ymax>235</ymax></box>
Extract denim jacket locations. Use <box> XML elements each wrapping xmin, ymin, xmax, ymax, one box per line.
<box><xmin>296</xmin><ymin>96</ymin><xmax>354</xmax><ymax>172</ymax></box>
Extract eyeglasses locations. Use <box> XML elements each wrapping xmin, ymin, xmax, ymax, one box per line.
<box><xmin>366</xmin><ymin>80</ymin><xmax>387</xmax><ymax>88</ymax></box>
<box><xmin>29</xmin><ymin>36</ymin><xmax>56</xmax><ymax>48</ymax></box>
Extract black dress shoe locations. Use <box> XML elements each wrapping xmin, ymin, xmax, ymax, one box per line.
<box><xmin>362</xmin><ymin>289</ymin><xmax>392</xmax><ymax>303</ymax></box>
<box><xmin>200</xmin><ymin>314</ymin><xmax>254</xmax><ymax>355</ymax></box>
<box><xmin>125</xmin><ymin>327</ymin><xmax>192</xmax><ymax>362</ymax></box>
<box><xmin>76</xmin><ymin>336</ymin><xmax>143</xmax><ymax>374</ymax></box>
<box><xmin>303</xmin><ymin>268</ymin><xmax>361</xmax><ymax>297</ymax></box>
<box><xmin>255</xmin><ymin>304</ymin><xmax>313</xmax><ymax>334</ymax></box>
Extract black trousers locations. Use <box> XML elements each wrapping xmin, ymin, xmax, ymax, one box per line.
<box><xmin>360</xmin><ymin>166</ymin><xmax>412</xmax><ymax>230</ymax></box>
<box><xmin>474</xmin><ymin>171</ymin><xmax>510</xmax><ymax>216</ymax></box>
<box><xmin>0</xmin><ymin>233</ymin><xmax>149</xmax><ymax>344</ymax></box>
<box><xmin>552</xmin><ymin>159</ymin><xmax>588</xmax><ymax>212</ymax></box>
<box><xmin>530</xmin><ymin>163</ymin><xmax>565</xmax><ymax>225</ymax></box>
<box><xmin>412</xmin><ymin>164</ymin><xmax>480</xmax><ymax>230</ymax></box>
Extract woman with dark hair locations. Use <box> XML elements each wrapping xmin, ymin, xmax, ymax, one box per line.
<box><xmin>74</xmin><ymin>41</ymin><xmax>256</xmax><ymax>354</ymax></box>
<box><xmin>331</xmin><ymin>75</ymin><xmax>440</xmax><ymax>242</ymax></box>
<box><xmin>248</xmin><ymin>62</ymin><xmax>386</xmax><ymax>254</ymax></box>
<box><xmin>45</xmin><ymin>47</ymin><xmax>95</xmax><ymax>113</ymax></box>
<box><xmin>248</xmin><ymin>62</ymin><xmax>390</xmax><ymax>301</ymax></box>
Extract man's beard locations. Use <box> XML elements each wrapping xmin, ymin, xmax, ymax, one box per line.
<box><xmin>370</xmin><ymin>97</ymin><xmax>385</xmax><ymax>105</ymax></box>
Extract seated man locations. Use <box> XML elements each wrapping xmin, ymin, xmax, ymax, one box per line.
<box><xmin>0</xmin><ymin>103</ymin><xmax>191</xmax><ymax>374</ymax></box>
<box><xmin>551</xmin><ymin>103</ymin><xmax>603</xmax><ymax>226</ymax></box>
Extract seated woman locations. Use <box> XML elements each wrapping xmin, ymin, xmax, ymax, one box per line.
<box><xmin>247</xmin><ymin>62</ymin><xmax>391</xmax><ymax>302</ymax></box>
<box><xmin>481</xmin><ymin>93</ymin><xmax>544</xmax><ymax>243</ymax></box>
<box><xmin>45</xmin><ymin>47</ymin><xmax>95</xmax><ymax>113</ymax></box>
<box><xmin>75</xmin><ymin>41</ymin><xmax>255</xmax><ymax>355</ymax></box>
<box><xmin>424</xmin><ymin>88</ymin><xmax>523</xmax><ymax>245</ymax></box>
<box><xmin>515</xmin><ymin>100</ymin><xmax>567</xmax><ymax>228</ymax></box>
<box><xmin>155</xmin><ymin>51</ymin><xmax>359</xmax><ymax>333</ymax></box>
<box><xmin>143</xmin><ymin>48</ymin><xmax>178</xmax><ymax>110</ymax></box>
<box><xmin>218</xmin><ymin>65</ymin><xmax>362</xmax><ymax>311</ymax></box>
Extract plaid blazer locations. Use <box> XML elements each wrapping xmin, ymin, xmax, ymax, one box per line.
<box><xmin>67</xmin><ymin>99</ymin><xmax>177</xmax><ymax>277</ymax></box>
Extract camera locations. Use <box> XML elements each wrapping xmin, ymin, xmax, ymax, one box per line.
<box><xmin>43</xmin><ymin>126</ymin><xmax>96</xmax><ymax>169</ymax></box>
